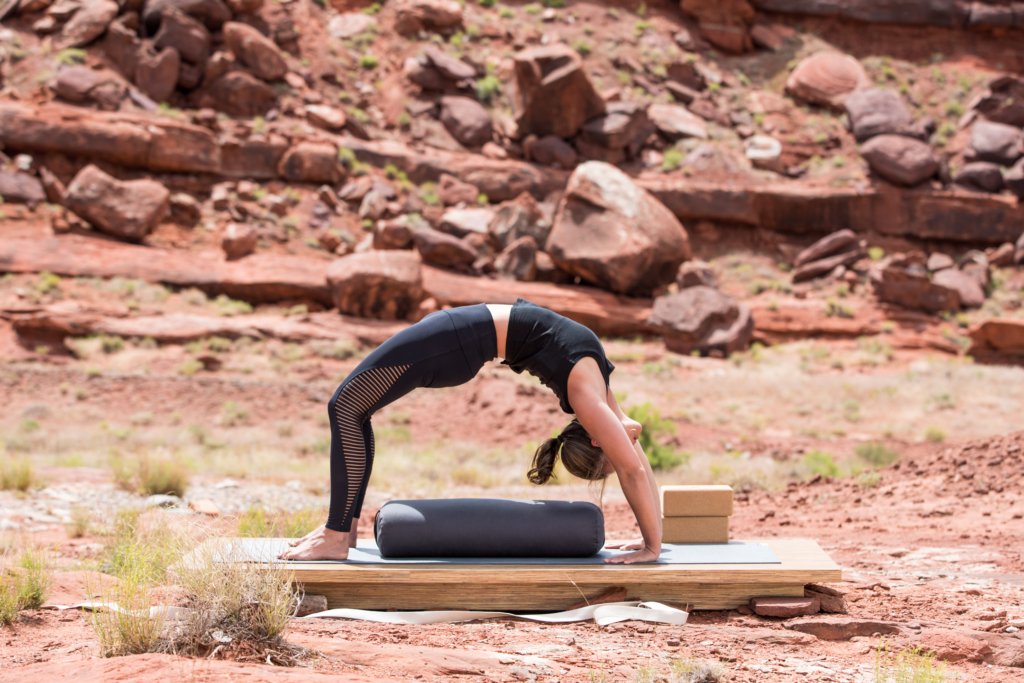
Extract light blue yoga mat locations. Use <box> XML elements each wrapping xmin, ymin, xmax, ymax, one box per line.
<box><xmin>230</xmin><ymin>538</ymin><xmax>780</xmax><ymax>565</ymax></box>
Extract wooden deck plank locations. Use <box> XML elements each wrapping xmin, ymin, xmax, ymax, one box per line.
<box><xmin>191</xmin><ymin>537</ymin><xmax>841</xmax><ymax>611</ymax></box>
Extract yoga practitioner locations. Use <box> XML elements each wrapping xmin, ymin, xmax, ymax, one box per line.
<box><xmin>278</xmin><ymin>298</ymin><xmax>663</xmax><ymax>564</ymax></box>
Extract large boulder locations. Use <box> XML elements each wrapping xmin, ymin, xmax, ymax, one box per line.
<box><xmin>511</xmin><ymin>45</ymin><xmax>606</xmax><ymax>139</ymax></box>
<box><xmin>197</xmin><ymin>70</ymin><xmax>277</xmax><ymax>117</ymax></box>
<box><xmin>969</xmin><ymin>319</ymin><xmax>1024</xmax><ymax>361</ymax></box>
<box><xmin>412</xmin><ymin>228</ymin><xmax>477</xmax><ymax>271</ymax></box>
<box><xmin>953</xmin><ymin>162</ymin><xmax>1005</xmax><ymax>193</ymax></box>
<box><xmin>933</xmin><ymin>268</ymin><xmax>985</xmax><ymax>309</ymax></box>
<box><xmin>52</xmin><ymin>66</ymin><xmax>126</xmax><ymax>110</ymax></box>
<box><xmin>860</xmin><ymin>135</ymin><xmax>938</xmax><ymax>186</ymax></box>
<box><xmin>0</xmin><ymin>170</ymin><xmax>46</xmax><ymax>206</ymax></box>
<box><xmin>547</xmin><ymin>161</ymin><xmax>691</xmax><ymax>295</ymax></box>
<box><xmin>680</xmin><ymin>0</ymin><xmax>755</xmax><ymax>53</ymax></box>
<box><xmin>326</xmin><ymin>251</ymin><xmax>425</xmax><ymax>320</ymax></box>
<box><xmin>648</xmin><ymin>287</ymin><xmax>754</xmax><ymax>356</ymax></box>
<box><xmin>494</xmin><ymin>235</ymin><xmax>538</xmax><ymax>281</ymax></box>
<box><xmin>222</xmin><ymin>22</ymin><xmax>287</xmax><ymax>82</ymax></box>
<box><xmin>59</xmin><ymin>0</ymin><xmax>118</xmax><ymax>48</ymax></box>
<box><xmin>135</xmin><ymin>46</ymin><xmax>181</xmax><ymax>103</ymax></box>
<box><xmin>870</xmin><ymin>261</ymin><xmax>960</xmax><ymax>313</ymax></box>
<box><xmin>277</xmin><ymin>142</ymin><xmax>344</xmax><ymax>184</ymax></box>
<box><xmin>142</xmin><ymin>0</ymin><xmax>231</xmax><ymax>34</ymax></box>
<box><xmin>969</xmin><ymin>120</ymin><xmax>1023</xmax><ymax>166</ymax></box>
<box><xmin>393</xmin><ymin>0</ymin><xmax>463</xmax><ymax>36</ymax></box>
<box><xmin>153</xmin><ymin>7</ymin><xmax>210</xmax><ymax>68</ymax></box>
<box><xmin>438</xmin><ymin>96</ymin><xmax>492</xmax><ymax>148</ymax></box>
<box><xmin>488</xmin><ymin>192</ymin><xmax>547</xmax><ymax>248</ymax></box>
<box><xmin>65</xmin><ymin>164</ymin><xmax>170</xmax><ymax>241</ymax></box>
<box><xmin>844</xmin><ymin>88</ymin><xmax>913</xmax><ymax>142</ymax></box>
<box><xmin>786</xmin><ymin>52</ymin><xmax>868</xmax><ymax>110</ymax></box>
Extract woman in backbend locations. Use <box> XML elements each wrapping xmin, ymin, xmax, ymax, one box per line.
<box><xmin>278</xmin><ymin>298</ymin><xmax>662</xmax><ymax>564</ymax></box>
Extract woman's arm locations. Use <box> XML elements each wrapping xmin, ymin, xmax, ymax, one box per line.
<box><xmin>569</xmin><ymin>362</ymin><xmax>662</xmax><ymax>564</ymax></box>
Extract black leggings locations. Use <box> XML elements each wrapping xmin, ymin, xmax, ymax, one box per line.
<box><xmin>324</xmin><ymin>304</ymin><xmax>498</xmax><ymax>532</ymax></box>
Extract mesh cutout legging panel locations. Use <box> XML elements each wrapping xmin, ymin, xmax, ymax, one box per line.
<box><xmin>324</xmin><ymin>305</ymin><xmax>497</xmax><ymax>533</ymax></box>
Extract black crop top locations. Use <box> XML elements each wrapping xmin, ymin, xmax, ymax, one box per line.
<box><xmin>502</xmin><ymin>298</ymin><xmax>616</xmax><ymax>414</ymax></box>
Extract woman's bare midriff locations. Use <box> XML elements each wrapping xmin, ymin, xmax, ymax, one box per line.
<box><xmin>485</xmin><ymin>303</ymin><xmax>512</xmax><ymax>360</ymax></box>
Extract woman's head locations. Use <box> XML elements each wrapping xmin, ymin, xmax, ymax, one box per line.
<box><xmin>528</xmin><ymin>419</ymin><xmax>608</xmax><ymax>485</ymax></box>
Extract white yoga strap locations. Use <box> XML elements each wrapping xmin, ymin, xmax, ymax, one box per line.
<box><xmin>47</xmin><ymin>600</ymin><xmax>688</xmax><ymax>626</ymax></box>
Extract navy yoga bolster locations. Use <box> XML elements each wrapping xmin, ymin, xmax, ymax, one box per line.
<box><xmin>373</xmin><ymin>498</ymin><xmax>606</xmax><ymax>558</ymax></box>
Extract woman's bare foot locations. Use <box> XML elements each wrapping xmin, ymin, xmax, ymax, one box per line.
<box><xmin>289</xmin><ymin>524</ymin><xmax>324</xmax><ymax>547</ymax></box>
<box><xmin>278</xmin><ymin>527</ymin><xmax>351</xmax><ymax>561</ymax></box>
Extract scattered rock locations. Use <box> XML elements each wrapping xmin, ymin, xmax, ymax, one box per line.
<box><xmin>188</xmin><ymin>498</ymin><xmax>220</xmax><ymax>516</ymax></box>
<box><xmin>1017</xmin><ymin>231</ymin><xmax>1024</xmax><ymax>264</ymax></box>
<box><xmin>278</xmin><ymin>142</ymin><xmax>344</xmax><ymax>184</ymax></box>
<box><xmin>413</xmin><ymin>228</ymin><xmax>477</xmax><ymax>271</ymax></box>
<box><xmin>523</xmin><ymin>135</ymin><xmax>578</xmax><ymax>169</ymax></box>
<box><xmin>373</xmin><ymin>216</ymin><xmax>417</xmax><ymax>250</ymax></box>
<box><xmin>969</xmin><ymin>318</ymin><xmax>1024</xmax><ymax>361</ymax></box>
<box><xmin>804</xmin><ymin>584</ymin><xmax>848</xmax><ymax>614</ymax></box>
<box><xmin>145</xmin><ymin>494</ymin><xmax>182</xmax><ymax>508</ymax></box>
<box><xmin>974</xmin><ymin>74</ymin><xmax>1024</xmax><ymax>127</ymax></box>
<box><xmin>680</xmin><ymin>0</ymin><xmax>755</xmax><ymax>53</ymax></box>
<box><xmin>970</xmin><ymin>120</ymin><xmax>1023</xmax><ymax>166</ymax></box>
<box><xmin>648</xmin><ymin>286</ymin><xmax>754</xmax><ymax>356</ymax></box>
<box><xmin>305</xmin><ymin>105</ymin><xmax>347</xmax><ymax>132</ymax></box>
<box><xmin>328</xmin><ymin>12</ymin><xmax>375</xmax><ymax>40</ymax></box>
<box><xmin>751</xmin><ymin>596</ymin><xmax>820</xmax><ymax>618</ymax></box>
<box><xmin>169</xmin><ymin>192</ymin><xmax>201</xmax><ymax>226</ymax></box>
<box><xmin>786</xmin><ymin>616</ymin><xmax>903</xmax><ymax>641</ymax></box>
<box><xmin>648</xmin><ymin>103</ymin><xmax>708</xmax><ymax>140</ymax></box>
<box><xmin>223</xmin><ymin>21</ymin><xmax>287</xmax><ymax>82</ymax></box>
<box><xmin>326</xmin><ymin>250</ymin><xmax>425</xmax><ymax>320</ymax></box>
<box><xmin>64</xmin><ymin>164</ymin><xmax>170</xmax><ymax>241</ymax></box>
<box><xmin>420</xmin><ymin>44</ymin><xmax>475</xmax><ymax>81</ymax></box>
<box><xmin>52</xmin><ymin>66</ymin><xmax>126</xmax><ymax>110</ymax></box>
<box><xmin>59</xmin><ymin>0</ymin><xmax>118</xmax><ymax>49</ymax></box>
<box><xmin>512</xmin><ymin>44</ymin><xmax>606</xmax><ymax>139</ymax></box>
<box><xmin>221</xmin><ymin>222</ymin><xmax>258</xmax><ymax>260</ymax></box>
<box><xmin>744</xmin><ymin>135</ymin><xmax>784</xmax><ymax>173</ymax></box>
<box><xmin>918</xmin><ymin>630</ymin><xmax>993</xmax><ymax>663</ymax></box>
<box><xmin>793</xmin><ymin>248</ymin><xmax>865</xmax><ymax>283</ymax></box>
<box><xmin>153</xmin><ymin>7</ymin><xmax>211</xmax><ymax>70</ymax></box>
<box><xmin>439</xmin><ymin>207</ymin><xmax>494</xmax><ymax>239</ymax></box>
<box><xmin>488</xmin><ymin>192</ymin><xmax>548</xmax><ymax>248</ymax></box>
<box><xmin>933</xmin><ymin>268</ymin><xmax>985</xmax><ymax>309</ymax></box>
<box><xmin>295</xmin><ymin>594</ymin><xmax>328</xmax><ymax>617</ymax></box>
<box><xmin>579</xmin><ymin>102</ymin><xmax>653</xmax><ymax>159</ymax></box>
<box><xmin>953</xmin><ymin>161</ymin><xmax>1005</xmax><ymax>193</ymax></box>
<box><xmin>795</xmin><ymin>229</ymin><xmax>859</xmax><ymax>267</ymax></box>
<box><xmin>1007</xmin><ymin>158</ymin><xmax>1024</xmax><ymax>199</ymax></box>
<box><xmin>860</xmin><ymin>135</ymin><xmax>939</xmax><ymax>187</ymax></box>
<box><xmin>198</xmin><ymin>70</ymin><xmax>277</xmax><ymax>117</ymax></box>
<box><xmin>437</xmin><ymin>173</ymin><xmax>479</xmax><ymax>206</ymax></box>
<box><xmin>844</xmin><ymin>88</ymin><xmax>913</xmax><ymax>142</ymax></box>
<box><xmin>494</xmin><ymin>235</ymin><xmax>537</xmax><ymax>281</ymax></box>
<box><xmin>141</xmin><ymin>0</ymin><xmax>231</xmax><ymax>34</ymax></box>
<box><xmin>870</xmin><ymin>259</ymin><xmax>960</xmax><ymax>313</ymax></box>
<box><xmin>439</xmin><ymin>95</ymin><xmax>493</xmax><ymax>148</ymax></box>
<box><xmin>393</xmin><ymin>0</ymin><xmax>463</xmax><ymax>37</ymax></box>
<box><xmin>548</xmin><ymin>161</ymin><xmax>691</xmax><ymax>295</ymax></box>
<box><xmin>786</xmin><ymin>51</ymin><xmax>869</xmax><ymax>110</ymax></box>
<box><xmin>0</xmin><ymin>170</ymin><xmax>46</xmax><ymax>206</ymax></box>
<box><xmin>927</xmin><ymin>252</ymin><xmax>955</xmax><ymax>272</ymax></box>
<box><xmin>676</xmin><ymin>260</ymin><xmax>717</xmax><ymax>289</ymax></box>
<box><xmin>135</xmin><ymin>46</ymin><xmax>181</xmax><ymax>103</ymax></box>
<box><xmin>987</xmin><ymin>242</ymin><xmax>1015</xmax><ymax>267</ymax></box>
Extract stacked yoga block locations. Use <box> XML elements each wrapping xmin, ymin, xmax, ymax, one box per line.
<box><xmin>661</xmin><ymin>485</ymin><xmax>733</xmax><ymax>543</ymax></box>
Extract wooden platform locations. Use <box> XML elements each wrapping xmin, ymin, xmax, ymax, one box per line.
<box><xmin>196</xmin><ymin>538</ymin><xmax>841</xmax><ymax>612</ymax></box>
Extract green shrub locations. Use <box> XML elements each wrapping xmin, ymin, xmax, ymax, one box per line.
<box><xmin>475</xmin><ymin>74</ymin><xmax>501</xmax><ymax>102</ymax></box>
<box><xmin>855</xmin><ymin>442</ymin><xmax>900</xmax><ymax>468</ymax></box>
<box><xmin>924</xmin><ymin>427</ymin><xmax>946</xmax><ymax>443</ymax></box>
<box><xmin>358</xmin><ymin>54</ymin><xmax>378</xmax><ymax>70</ymax></box>
<box><xmin>662</xmin><ymin>148</ymin><xmax>684</xmax><ymax>172</ymax></box>
<box><xmin>0</xmin><ymin>457</ymin><xmax>34</xmax><ymax>491</ymax></box>
<box><xmin>625</xmin><ymin>403</ymin><xmax>684</xmax><ymax>470</ymax></box>
<box><xmin>802</xmin><ymin>450</ymin><xmax>839</xmax><ymax>478</ymax></box>
<box><xmin>137</xmin><ymin>457</ymin><xmax>190</xmax><ymax>497</ymax></box>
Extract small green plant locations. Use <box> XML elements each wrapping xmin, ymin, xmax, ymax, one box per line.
<box><xmin>419</xmin><ymin>182</ymin><xmax>441</xmax><ymax>206</ymax></box>
<box><xmin>662</xmin><ymin>148</ymin><xmax>684</xmax><ymax>172</ymax></box>
<box><xmin>499</xmin><ymin>6</ymin><xmax>514</xmax><ymax>18</ymax></box>
<box><xmin>868</xmin><ymin>246</ymin><xmax>885</xmax><ymax>261</ymax></box>
<box><xmin>137</xmin><ymin>456</ymin><xmax>190</xmax><ymax>497</ymax></box>
<box><xmin>0</xmin><ymin>458</ymin><xmax>34</xmax><ymax>491</ymax></box>
<box><xmin>855</xmin><ymin>442</ymin><xmax>900</xmax><ymax>468</ymax></box>
<box><xmin>572</xmin><ymin>39</ymin><xmax>592</xmax><ymax>56</ymax></box>
<box><xmin>924</xmin><ymin>427</ymin><xmax>946</xmax><ymax>443</ymax></box>
<box><xmin>671</xmin><ymin>657</ymin><xmax>728</xmax><ymax>682</ymax></box>
<box><xmin>802</xmin><ymin>450</ymin><xmax>839</xmax><ymax>478</ymax></box>
<box><xmin>212</xmin><ymin>294</ymin><xmax>253</xmax><ymax>317</ymax></box>
<box><xmin>100</xmin><ymin>335</ymin><xmax>125</xmax><ymax>354</ymax></box>
<box><xmin>479</xmin><ymin>0</ymin><xmax>496</xmax><ymax>6</ymax></box>
<box><xmin>475</xmin><ymin>74</ymin><xmax>501</xmax><ymax>102</ymax></box>
<box><xmin>15</xmin><ymin>549</ymin><xmax>50</xmax><ymax>610</ymax></box>
<box><xmin>36</xmin><ymin>271</ymin><xmax>62</xmax><ymax>295</ymax></box>
<box><xmin>874</xmin><ymin>641</ymin><xmax>948</xmax><ymax>683</ymax></box>
<box><xmin>825</xmin><ymin>299</ymin><xmax>854</xmax><ymax>319</ymax></box>
<box><xmin>362</xmin><ymin>1</ymin><xmax>381</xmax><ymax>14</ymax></box>
<box><xmin>179</xmin><ymin>359</ymin><xmax>203</xmax><ymax>376</ymax></box>
<box><xmin>542</xmin><ymin>0</ymin><xmax>565</xmax><ymax>6</ymax></box>
<box><xmin>56</xmin><ymin>48</ymin><xmax>87</xmax><ymax>65</ymax></box>
<box><xmin>634</xmin><ymin>19</ymin><xmax>652</xmax><ymax>36</ymax></box>
<box><xmin>943</xmin><ymin>100</ymin><xmax>963</xmax><ymax>118</ymax></box>
<box><xmin>625</xmin><ymin>403</ymin><xmax>685</xmax><ymax>470</ymax></box>
<box><xmin>524</xmin><ymin>2</ymin><xmax>541</xmax><ymax>14</ymax></box>
<box><xmin>856</xmin><ymin>470</ymin><xmax>882</xmax><ymax>489</ymax></box>
<box><xmin>238</xmin><ymin>506</ymin><xmax>322</xmax><ymax>538</ymax></box>
<box><xmin>358</xmin><ymin>54</ymin><xmax>379</xmax><ymax>70</ymax></box>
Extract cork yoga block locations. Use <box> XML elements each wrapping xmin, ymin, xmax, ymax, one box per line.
<box><xmin>662</xmin><ymin>516</ymin><xmax>730</xmax><ymax>544</ymax></box>
<box><xmin>661</xmin><ymin>485</ymin><xmax>734</xmax><ymax>517</ymax></box>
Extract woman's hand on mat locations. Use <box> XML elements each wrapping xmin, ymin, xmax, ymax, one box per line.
<box><xmin>604</xmin><ymin>546</ymin><xmax>660</xmax><ymax>564</ymax></box>
<box><xmin>605</xmin><ymin>538</ymin><xmax>646</xmax><ymax>551</ymax></box>
<box><xmin>278</xmin><ymin>527</ymin><xmax>351</xmax><ymax>561</ymax></box>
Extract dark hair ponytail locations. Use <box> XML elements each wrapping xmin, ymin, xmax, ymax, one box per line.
<box><xmin>528</xmin><ymin>419</ymin><xmax>607</xmax><ymax>485</ymax></box>
<box><xmin>528</xmin><ymin>436</ymin><xmax>560</xmax><ymax>485</ymax></box>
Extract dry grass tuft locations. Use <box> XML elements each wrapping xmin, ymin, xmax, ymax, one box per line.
<box><xmin>237</xmin><ymin>506</ymin><xmax>321</xmax><ymax>539</ymax></box>
<box><xmin>0</xmin><ymin>457</ymin><xmax>35</xmax><ymax>491</ymax></box>
<box><xmin>0</xmin><ymin>546</ymin><xmax>52</xmax><ymax>626</ymax></box>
